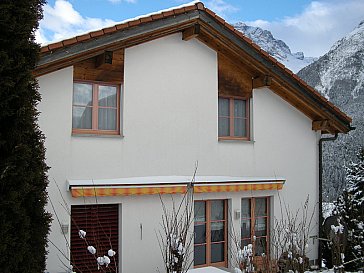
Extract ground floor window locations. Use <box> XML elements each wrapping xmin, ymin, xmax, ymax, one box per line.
<box><xmin>70</xmin><ymin>204</ymin><xmax>119</xmax><ymax>273</ymax></box>
<box><xmin>194</xmin><ymin>199</ymin><xmax>228</xmax><ymax>267</ymax></box>
<box><xmin>241</xmin><ymin>197</ymin><xmax>270</xmax><ymax>256</ymax></box>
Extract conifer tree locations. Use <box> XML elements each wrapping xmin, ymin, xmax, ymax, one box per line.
<box><xmin>0</xmin><ymin>1</ymin><xmax>51</xmax><ymax>272</ymax></box>
<box><xmin>335</xmin><ymin>147</ymin><xmax>364</xmax><ymax>270</ymax></box>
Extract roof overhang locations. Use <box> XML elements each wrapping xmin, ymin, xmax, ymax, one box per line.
<box><xmin>35</xmin><ymin>10</ymin><xmax>201</xmax><ymax>76</ymax></box>
<box><xmin>34</xmin><ymin>2</ymin><xmax>352</xmax><ymax>134</ymax></box>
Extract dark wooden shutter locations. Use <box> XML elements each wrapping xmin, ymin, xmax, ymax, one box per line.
<box><xmin>71</xmin><ymin>204</ymin><xmax>119</xmax><ymax>273</ymax></box>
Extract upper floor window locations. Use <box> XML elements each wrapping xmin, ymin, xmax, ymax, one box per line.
<box><xmin>72</xmin><ymin>81</ymin><xmax>120</xmax><ymax>135</ymax></box>
<box><xmin>218</xmin><ymin>97</ymin><xmax>249</xmax><ymax>140</ymax></box>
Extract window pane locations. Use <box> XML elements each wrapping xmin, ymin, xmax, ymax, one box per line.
<box><xmin>218</xmin><ymin>117</ymin><xmax>230</xmax><ymax>137</ymax></box>
<box><xmin>98</xmin><ymin>108</ymin><xmax>117</xmax><ymax>130</ymax></box>
<box><xmin>194</xmin><ymin>223</ymin><xmax>206</xmax><ymax>244</ymax></box>
<box><xmin>211</xmin><ymin>243</ymin><xmax>224</xmax><ymax>263</ymax></box>
<box><xmin>73</xmin><ymin>106</ymin><xmax>92</xmax><ymax>129</ymax></box>
<box><xmin>211</xmin><ymin>200</ymin><xmax>224</xmax><ymax>220</ymax></box>
<box><xmin>241</xmin><ymin>219</ymin><xmax>251</xmax><ymax>238</ymax></box>
<box><xmin>194</xmin><ymin>202</ymin><xmax>205</xmax><ymax>222</ymax></box>
<box><xmin>211</xmin><ymin>222</ymin><xmax>224</xmax><ymax>242</ymax></box>
<box><xmin>255</xmin><ymin>198</ymin><xmax>267</xmax><ymax>216</ymax></box>
<box><xmin>194</xmin><ymin>245</ymin><xmax>206</xmax><ymax>266</ymax></box>
<box><xmin>73</xmin><ymin>83</ymin><xmax>92</xmax><ymax>106</ymax></box>
<box><xmin>218</xmin><ymin>98</ymin><xmax>229</xmax><ymax>116</ymax></box>
<box><xmin>255</xmin><ymin>237</ymin><xmax>267</xmax><ymax>256</ymax></box>
<box><xmin>242</xmin><ymin>239</ymin><xmax>251</xmax><ymax>247</ymax></box>
<box><xmin>241</xmin><ymin>199</ymin><xmax>251</xmax><ymax>218</ymax></box>
<box><xmin>254</xmin><ymin>218</ymin><xmax>267</xmax><ymax>237</ymax></box>
<box><xmin>234</xmin><ymin>99</ymin><xmax>246</xmax><ymax>118</ymax></box>
<box><xmin>234</xmin><ymin>118</ymin><xmax>246</xmax><ymax>137</ymax></box>
<box><xmin>98</xmin><ymin>86</ymin><xmax>117</xmax><ymax>107</ymax></box>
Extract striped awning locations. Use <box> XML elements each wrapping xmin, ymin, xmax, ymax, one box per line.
<box><xmin>194</xmin><ymin>183</ymin><xmax>283</xmax><ymax>193</ymax></box>
<box><xmin>71</xmin><ymin>185</ymin><xmax>187</xmax><ymax>197</ymax></box>
<box><xmin>68</xmin><ymin>176</ymin><xmax>285</xmax><ymax>198</ymax></box>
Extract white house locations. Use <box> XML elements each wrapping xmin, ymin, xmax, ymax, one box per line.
<box><xmin>34</xmin><ymin>2</ymin><xmax>352</xmax><ymax>273</ymax></box>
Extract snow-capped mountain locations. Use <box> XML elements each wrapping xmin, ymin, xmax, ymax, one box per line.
<box><xmin>298</xmin><ymin>20</ymin><xmax>364</xmax><ymax>201</ymax></box>
<box><xmin>233</xmin><ymin>22</ymin><xmax>316</xmax><ymax>72</ymax></box>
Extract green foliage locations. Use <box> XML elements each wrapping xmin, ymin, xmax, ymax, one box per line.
<box><xmin>335</xmin><ymin>147</ymin><xmax>364</xmax><ymax>270</ymax></box>
<box><xmin>0</xmin><ymin>1</ymin><xmax>51</xmax><ymax>272</ymax></box>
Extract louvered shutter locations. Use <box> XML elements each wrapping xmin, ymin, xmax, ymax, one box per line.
<box><xmin>71</xmin><ymin>204</ymin><xmax>119</xmax><ymax>273</ymax></box>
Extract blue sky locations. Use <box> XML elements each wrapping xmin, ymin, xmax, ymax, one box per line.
<box><xmin>45</xmin><ymin>0</ymin><xmax>312</xmax><ymax>22</ymax></box>
<box><xmin>37</xmin><ymin>0</ymin><xmax>364</xmax><ymax>57</ymax></box>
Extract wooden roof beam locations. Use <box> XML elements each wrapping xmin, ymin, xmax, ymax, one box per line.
<box><xmin>182</xmin><ymin>24</ymin><xmax>200</xmax><ymax>41</ymax></box>
<box><xmin>95</xmin><ymin>51</ymin><xmax>113</xmax><ymax>68</ymax></box>
<box><xmin>197</xmin><ymin>29</ymin><xmax>261</xmax><ymax>78</ymax></box>
<box><xmin>312</xmin><ymin>120</ymin><xmax>338</xmax><ymax>134</ymax></box>
<box><xmin>253</xmin><ymin>75</ymin><xmax>272</xmax><ymax>89</ymax></box>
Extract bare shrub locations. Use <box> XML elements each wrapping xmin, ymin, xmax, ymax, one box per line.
<box><xmin>157</xmin><ymin>177</ymin><xmax>195</xmax><ymax>273</ymax></box>
<box><xmin>270</xmin><ymin>195</ymin><xmax>316</xmax><ymax>273</ymax></box>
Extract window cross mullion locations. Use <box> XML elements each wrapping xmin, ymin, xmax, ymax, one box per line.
<box><xmin>229</xmin><ymin>98</ymin><xmax>234</xmax><ymax>137</ymax></box>
<box><xmin>92</xmin><ymin>84</ymin><xmax>98</xmax><ymax>130</ymax></box>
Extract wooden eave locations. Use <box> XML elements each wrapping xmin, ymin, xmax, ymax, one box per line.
<box><xmin>194</xmin><ymin>12</ymin><xmax>352</xmax><ymax>134</ymax></box>
<box><xmin>34</xmin><ymin>2</ymin><xmax>352</xmax><ymax>134</ymax></box>
<box><xmin>34</xmin><ymin>10</ymin><xmax>201</xmax><ymax>77</ymax></box>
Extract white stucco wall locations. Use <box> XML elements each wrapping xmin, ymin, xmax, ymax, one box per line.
<box><xmin>38</xmin><ymin>33</ymin><xmax>320</xmax><ymax>273</ymax></box>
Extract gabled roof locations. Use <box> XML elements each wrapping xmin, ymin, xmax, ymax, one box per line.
<box><xmin>34</xmin><ymin>1</ymin><xmax>352</xmax><ymax>134</ymax></box>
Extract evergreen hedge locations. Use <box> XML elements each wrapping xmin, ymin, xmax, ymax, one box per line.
<box><xmin>0</xmin><ymin>1</ymin><xmax>51</xmax><ymax>272</ymax></box>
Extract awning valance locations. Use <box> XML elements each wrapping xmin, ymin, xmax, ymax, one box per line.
<box><xmin>71</xmin><ymin>185</ymin><xmax>187</xmax><ymax>197</ymax></box>
<box><xmin>68</xmin><ymin>176</ymin><xmax>285</xmax><ymax>198</ymax></box>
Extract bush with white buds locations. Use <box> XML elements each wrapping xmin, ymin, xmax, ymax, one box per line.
<box><xmin>87</xmin><ymin>246</ymin><xmax>96</xmax><ymax>255</ymax></box>
<box><xmin>108</xmin><ymin>249</ymin><xmax>116</xmax><ymax>257</ymax></box>
<box><xmin>78</xmin><ymin>230</ymin><xmax>86</xmax><ymax>239</ymax></box>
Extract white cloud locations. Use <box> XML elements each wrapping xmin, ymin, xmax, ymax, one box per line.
<box><xmin>37</xmin><ymin>0</ymin><xmax>116</xmax><ymax>44</ymax></box>
<box><xmin>35</xmin><ymin>26</ymin><xmax>48</xmax><ymax>45</ymax></box>
<box><xmin>205</xmin><ymin>0</ymin><xmax>238</xmax><ymax>18</ymax></box>
<box><xmin>247</xmin><ymin>0</ymin><xmax>364</xmax><ymax>57</ymax></box>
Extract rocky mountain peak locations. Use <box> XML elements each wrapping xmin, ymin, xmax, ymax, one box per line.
<box><xmin>299</xmin><ymin>20</ymin><xmax>364</xmax><ymax>102</ymax></box>
<box><xmin>233</xmin><ymin>22</ymin><xmax>315</xmax><ymax>72</ymax></box>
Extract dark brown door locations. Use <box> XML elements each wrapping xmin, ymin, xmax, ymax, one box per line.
<box><xmin>71</xmin><ymin>204</ymin><xmax>119</xmax><ymax>273</ymax></box>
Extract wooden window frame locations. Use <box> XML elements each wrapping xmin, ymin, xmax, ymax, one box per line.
<box><xmin>72</xmin><ymin>80</ymin><xmax>121</xmax><ymax>135</ymax></box>
<box><xmin>241</xmin><ymin>197</ymin><xmax>270</xmax><ymax>257</ymax></box>
<box><xmin>194</xmin><ymin>199</ymin><xmax>228</xmax><ymax>268</ymax></box>
<box><xmin>218</xmin><ymin>95</ymin><xmax>250</xmax><ymax>141</ymax></box>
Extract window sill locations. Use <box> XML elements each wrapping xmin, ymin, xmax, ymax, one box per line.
<box><xmin>72</xmin><ymin>133</ymin><xmax>124</xmax><ymax>138</ymax></box>
<box><xmin>72</xmin><ymin>130</ymin><xmax>123</xmax><ymax>138</ymax></box>
<box><xmin>218</xmin><ymin>137</ymin><xmax>254</xmax><ymax>143</ymax></box>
